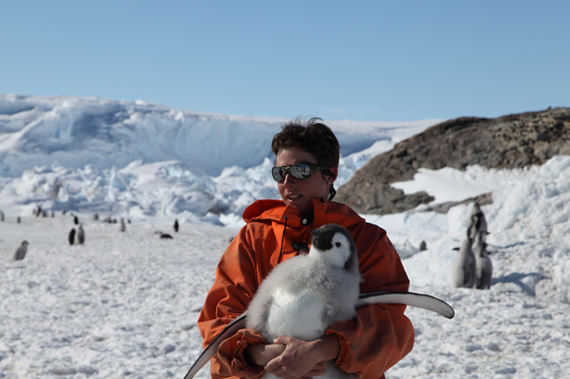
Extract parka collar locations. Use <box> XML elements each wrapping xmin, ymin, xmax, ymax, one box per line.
<box><xmin>242</xmin><ymin>198</ymin><xmax>365</xmax><ymax>230</ymax></box>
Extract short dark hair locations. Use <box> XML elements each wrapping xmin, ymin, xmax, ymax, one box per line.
<box><xmin>271</xmin><ymin>117</ymin><xmax>340</xmax><ymax>169</ymax></box>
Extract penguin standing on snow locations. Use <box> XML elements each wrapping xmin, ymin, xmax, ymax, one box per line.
<box><xmin>475</xmin><ymin>241</ymin><xmax>493</xmax><ymax>290</ymax></box>
<box><xmin>68</xmin><ymin>228</ymin><xmax>76</xmax><ymax>245</ymax></box>
<box><xmin>452</xmin><ymin>237</ymin><xmax>476</xmax><ymax>288</ymax></box>
<box><xmin>174</xmin><ymin>219</ymin><xmax>179</xmax><ymax>233</ymax></box>
<box><xmin>471</xmin><ymin>229</ymin><xmax>488</xmax><ymax>259</ymax></box>
<box><xmin>12</xmin><ymin>240</ymin><xmax>29</xmax><ymax>261</ymax></box>
<box><xmin>119</xmin><ymin>218</ymin><xmax>126</xmax><ymax>232</ymax></box>
<box><xmin>75</xmin><ymin>225</ymin><xmax>85</xmax><ymax>245</ymax></box>
<box><xmin>467</xmin><ymin>203</ymin><xmax>488</xmax><ymax>240</ymax></box>
<box><xmin>246</xmin><ymin>224</ymin><xmax>361</xmax><ymax>379</ymax></box>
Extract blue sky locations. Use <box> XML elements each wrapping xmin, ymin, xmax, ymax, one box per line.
<box><xmin>2</xmin><ymin>1</ymin><xmax>569</xmax><ymax>121</ymax></box>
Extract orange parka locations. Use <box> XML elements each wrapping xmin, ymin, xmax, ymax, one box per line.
<box><xmin>197</xmin><ymin>198</ymin><xmax>414</xmax><ymax>378</ymax></box>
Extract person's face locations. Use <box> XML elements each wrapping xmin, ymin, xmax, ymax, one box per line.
<box><xmin>275</xmin><ymin>146</ymin><xmax>338</xmax><ymax>215</ymax></box>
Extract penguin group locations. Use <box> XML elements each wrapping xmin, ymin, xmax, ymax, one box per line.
<box><xmin>452</xmin><ymin>203</ymin><xmax>493</xmax><ymax>290</ymax></box>
<box><xmin>4</xmin><ymin>205</ymin><xmax>182</xmax><ymax>260</ymax></box>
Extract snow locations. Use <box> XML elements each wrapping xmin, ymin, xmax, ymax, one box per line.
<box><xmin>0</xmin><ymin>94</ymin><xmax>438</xmax><ymax>223</ymax></box>
<box><xmin>1</xmin><ymin>94</ymin><xmax>570</xmax><ymax>378</ymax></box>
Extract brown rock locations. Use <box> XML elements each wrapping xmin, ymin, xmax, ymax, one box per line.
<box><xmin>337</xmin><ymin>107</ymin><xmax>570</xmax><ymax>214</ymax></box>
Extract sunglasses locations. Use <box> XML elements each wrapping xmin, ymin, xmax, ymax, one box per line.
<box><xmin>271</xmin><ymin>163</ymin><xmax>328</xmax><ymax>182</ymax></box>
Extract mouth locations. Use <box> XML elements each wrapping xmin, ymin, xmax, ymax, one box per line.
<box><xmin>286</xmin><ymin>194</ymin><xmax>303</xmax><ymax>202</ymax></box>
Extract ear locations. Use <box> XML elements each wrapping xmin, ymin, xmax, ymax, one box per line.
<box><xmin>326</xmin><ymin>167</ymin><xmax>338</xmax><ymax>183</ymax></box>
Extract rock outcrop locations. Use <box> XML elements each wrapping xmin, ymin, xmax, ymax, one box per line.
<box><xmin>336</xmin><ymin>107</ymin><xmax>570</xmax><ymax>214</ymax></box>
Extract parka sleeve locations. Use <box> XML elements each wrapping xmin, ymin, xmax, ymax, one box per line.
<box><xmin>324</xmin><ymin>224</ymin><xmax>415</xmax><ymax>378</ymax></box>
<box><xmin>196</xmin><ymin>226</ymin><xmax>268</xmax><ymax>378</ymax></box>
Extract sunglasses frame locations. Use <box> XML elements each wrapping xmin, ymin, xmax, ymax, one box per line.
<box><xmin>271</xmin><ymin>163</ymin><xmax>328</xmax><ymax>182</ymax></box>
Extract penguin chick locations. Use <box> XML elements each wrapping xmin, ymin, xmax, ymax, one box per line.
<box><xmin>12</xmin><ymin>240</ymin><xmax>29</xmax><ymax>261</ymax></box>
<box><xmin>467</xmin><ymin>203</ymin><xmax>488</xmax><ymax>240</ymax></box>
<box><xmin>475</xmin><ymin>242</ymin><xmax>493</xmax><ymax>290</ymax></box>
<box><xmin>452</xmin><ymin>237</ymin><xmax>476</xmax><ymax>288</ymax></box>
<box><xmin>246</xmin><ymin>223</ymin><xmax>360</xmax><ymax>378</ymax></box>
<box><xmin>308</xmin><ymin>224</ymin><xmax>359</xmax><ymax>275</ymax></box>
<box><xmin>471</xmin><ymin>229</ymin><xmax>489</xmax><ymax>255</ymax></box>
<box><xmin>75</xmin><ymin>225</ymin><xmax>85</xmax><ymax>245</ymax></box>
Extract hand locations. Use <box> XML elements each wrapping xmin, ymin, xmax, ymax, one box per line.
<box><xmin>264</xmin><ymin>335</ymin><xmax>340</xmax><ymax>378</ymax></box>
<box><xmin>244</xmin><ymin>343</ymin><xmax>286</xmax><ymax>367</ymax></box>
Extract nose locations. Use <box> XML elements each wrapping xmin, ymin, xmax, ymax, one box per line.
<box><xmin>281</xmin><ymin>172</ymin><xmax>297</xmax><ymax>185</ymax></box>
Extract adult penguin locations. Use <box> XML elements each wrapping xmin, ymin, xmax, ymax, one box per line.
<box><xmin>68</xmin><ymin>228</ymin><xmax>76</xmax><ymax>245</ymax></box>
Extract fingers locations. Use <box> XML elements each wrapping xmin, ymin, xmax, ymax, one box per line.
<box><xmin>265</xmin><ymin>354</ymin><xmax>329</xmax><ymax>378</ymax></box>
<box><xmin>272</xmin><ymin>335</ymin><xmax>292</xmax><ymax>345</ymax></box>
<box><xmin>245</xmin><ymin>343</ymin><xmax>286</xmax><ymax>366</ymax></box>
<box><xmin>265</xmin><ymin>336</ymin><xmax>332</xmax><ymax>378</ymax></box>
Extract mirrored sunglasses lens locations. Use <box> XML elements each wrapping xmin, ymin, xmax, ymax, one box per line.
<box><xmin>290</xmin><ymin>164</ymin><xmax>311</xmax><ymax>179</ymax></box>
<box><xmin>272</xmin><ymin>166</ymin><xmax>285</xmax><ymax>181</ymax></box>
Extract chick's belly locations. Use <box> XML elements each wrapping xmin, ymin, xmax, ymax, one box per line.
<box><xmin>266</xmin><ymin>287</ymin><xmax>326</xmax><ymax>341</ymax></box>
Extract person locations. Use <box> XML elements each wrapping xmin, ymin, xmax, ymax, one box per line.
<box><xmin>197</xmin><ymin>118</ymin><xmax>414</xmax><ymax>378</ymax></box>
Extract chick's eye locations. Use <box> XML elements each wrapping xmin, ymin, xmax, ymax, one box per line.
<box><xmin>335</xmin><ymin>242</ymin><xmax>341</xmax><ymax>247</ymax></box>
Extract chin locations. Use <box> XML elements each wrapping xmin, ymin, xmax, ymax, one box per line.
<box><xmin>284</xmin><ymin>202</ymin><xmax>305</xmax><ymax>214</ymax></box>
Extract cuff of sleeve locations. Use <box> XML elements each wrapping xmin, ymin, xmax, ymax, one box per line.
<box><xmin>217</xmin><ymin>329</ymin><xmax>268</xmax><ymax>378</ymax></box>
<box><xmin>324</xmin><ymin>329</ymin><xmax>350</xmax><ymax>368</ymax></box>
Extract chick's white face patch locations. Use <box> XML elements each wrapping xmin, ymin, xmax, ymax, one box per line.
<box><xmin>310</xmin><ymin>233</ymin><xmax>352</xmax><ymax>268</ymax></box>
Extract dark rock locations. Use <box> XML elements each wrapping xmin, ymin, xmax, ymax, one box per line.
<box><xmin>337</xmin><ymin>107</ymin><xmax>570</xmax><ymax>214</ymax></box>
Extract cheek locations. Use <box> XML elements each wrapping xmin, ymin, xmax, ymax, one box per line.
<box><xmin>277</xmin><ymin>183</ymin><xmax>290</xmax><ymax>199</ymax></box>
<box><xmin>305</xmin><ymin>178</ymin><xmax>328</xmax><ymax>196</ymax></box>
